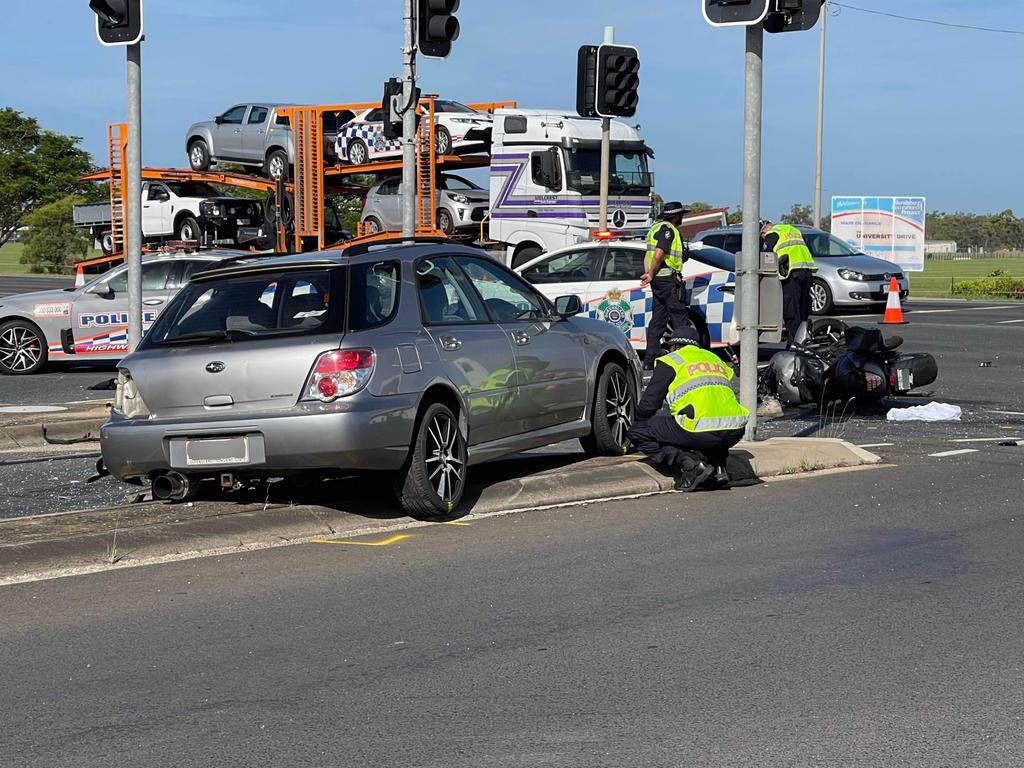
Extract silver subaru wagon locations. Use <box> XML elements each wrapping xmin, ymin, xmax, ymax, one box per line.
<box><xmin>101</xmin><ymin>241</ymin><xmax>641</xmax><ymax>518</ymax></box>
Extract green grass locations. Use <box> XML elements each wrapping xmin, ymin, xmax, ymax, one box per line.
<box><xmin>910</xmin><ymin>254</ymin><xmax>1024</xmax><ymax>299</ymax></box>
<box><xmin>0</xmin><ymin>242</ymin><xmax>103</xmax><ymax>276</ymax></box>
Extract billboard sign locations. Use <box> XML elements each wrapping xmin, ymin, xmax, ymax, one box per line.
<box><xmin>831</xmin><ymin>196</ymin><xmax>927</xmax><ymax>272</ymax></box>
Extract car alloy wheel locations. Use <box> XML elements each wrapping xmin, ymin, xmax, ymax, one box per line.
<box><xmin>188</xmin><ymin>141</ymin><xmax>209</xmax><ymax>171</ymax></box>
<box><xmin>809</xmin><ymin>279</ymin><xmax>833</xmax><ymax>315</ymax></box>
<box><xmin>424</xmin><ymin>410</ymin><xmax>465</xmax><ymax>504</ymax></box>
<box><xmin>348</xmin><ymin>139</ymin><xmax>368</xmax><ymax>166</ymax></box>
<box><xmin>435</xmin><ymin>126</ymin><xmax>452</xmax><ymax>156</ymax></box>
<box><xmin>268</xmin><ymin>155</ymin><xmax>285</xmax><ymax>179</ymax></box>
<box><xmin>437</xmin><ymin>209</ymin><xmax>453</xmax><ymax>234</ymax></box>
<box><xmin>604</xmin><ymin>368</ymin><xmax>634</xmax><ymax>447</ymax></box>
<box><xmin>0</xmin><ymin>323</ymin><xmax>44</xmax><ymax>374</ymax></box>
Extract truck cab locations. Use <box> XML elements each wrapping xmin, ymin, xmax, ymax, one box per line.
<box><xmin>488</xmin><ymin>109</ymin><xmax>654</xmax><ymax>268</ymax></box>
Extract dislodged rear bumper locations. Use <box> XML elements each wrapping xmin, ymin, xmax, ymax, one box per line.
<box><xmin>100</xmin><ymin>394</ymin><xmax>420</xmax><ymax>482</ymax></box>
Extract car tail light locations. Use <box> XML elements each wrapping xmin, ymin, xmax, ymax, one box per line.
<box><xmin>113</xmin><ymin>368</ymin><xmax>151</xmax><ymax>419</ymax></box>
<box><xmin>303</xmin><ymin>349</ymin><xmax>375</xmax><ymax>402</ymax></box>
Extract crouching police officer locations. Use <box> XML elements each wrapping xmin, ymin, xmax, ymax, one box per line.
<box><xmin>627</xmin><ymin>328</ymin><xmax>749</xmax><ymax>492</ymax></box>
<box><xmin>761</xmin><ymin>219</ymin><xmax>818</xmax><ymax>346</ymax></box>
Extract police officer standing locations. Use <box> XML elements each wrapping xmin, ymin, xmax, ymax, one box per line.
<box><xmin>627</xmin><ymin>328</ymin><xmax>749</xmax><ymax>492</ymax></box>
<box><xmin>761</xmin><ymin>220</ymin><xmax>818</xmax><ymax>345</ymax></box>
<box><xmin>641</xmin><ymin>201</ymin><xmax>693</xmax><ymax>369</ymax></box>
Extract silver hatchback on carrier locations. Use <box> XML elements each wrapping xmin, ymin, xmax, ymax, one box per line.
<box><xmin>101</xmin><ymin>240</ymin><xmax>641</xmax><ymax>518</ymax></box>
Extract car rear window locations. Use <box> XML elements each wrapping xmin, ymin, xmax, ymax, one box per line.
<box><xmin>142</xmin><ymin>268</ymin><xmax>344</xmax><ymax>347</ymax></box>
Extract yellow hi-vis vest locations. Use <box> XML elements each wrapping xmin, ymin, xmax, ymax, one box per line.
<box><xmin>658</xmin><ymin>346</ymin><xmax>750</xmax><ymax>433</ymax></box>
<box><xmin>645</xmin><ymin>221</ymin><xmax>685</xmax><ymax>277</ymax></box>
<box><xmin>769</xmin><ymin>224</ymin><xmax>817</xmax><ymax>279</ymax></box>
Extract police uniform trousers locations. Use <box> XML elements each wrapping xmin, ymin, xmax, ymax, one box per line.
<box><xmin>628</xmin><ymin>412</ymin><xmax>745</xmax><ymax>470</ymax></box>
<box><xmin>644</xmin><ymin>276</ymin><xmax>692</xmax><ymax>367</ymax></box>
<box><xmin>782</xmin><ymin>268</ymin><xmax>814</xmax><ymax>342</ymax></box>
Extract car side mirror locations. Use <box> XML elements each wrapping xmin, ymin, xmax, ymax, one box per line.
<box><xmin>214</xmin><ymin>115</ymin><xmax>224</xmax><ymax>125</ymax></box>
<box><xmin>89</xmin><ymin>283</ymin><xmax>115</xmax><ymax>299</ymax></box>
<box><xmin>554</xmin><ymin>294</ymin><xmax>582</xmax><ymax>318</ymax></box>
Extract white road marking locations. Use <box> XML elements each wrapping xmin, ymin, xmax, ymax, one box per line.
<box><xmin>908</xmin><ymin>309</ymin><xmax>958</xmax><ymax>315</ymax></box>
<box><xmin>950</xmin><ymin>436</ymin><xmax>1022</xmax><ymax>443</ymax></box>
<box><xmin>857</xmin><ymin>442</ymin><xmax>895</xmax><ymax>448</ymax></box>
<box><xmin>928</xmin><ymin>449</ymin><xmax>978</xmax><ymax>458</ymax></box>
<box><xmin>987</xmin><ymin>410</ymin><xmax>1024</xmax><ymax>417</ymax></box>
<box><xmin>995</xmin><ymin>319</ymin><xmax>1024</xmax><ymax>325</ymax></box>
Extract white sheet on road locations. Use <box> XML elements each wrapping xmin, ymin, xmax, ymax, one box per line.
<box><xmin>887</xmin><ymin>402</ymin><xmax>962</xmax><ymax>422</ymax></box>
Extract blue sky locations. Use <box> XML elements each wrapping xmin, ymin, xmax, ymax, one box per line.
<box><xmin>3</xmin><ymin>1</ymin><xmax>1021</xmax><ymax>217</ymax></box>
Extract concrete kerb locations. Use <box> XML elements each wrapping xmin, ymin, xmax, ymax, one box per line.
<box><xmin>0</xmin><ymin>437</ymin><xmax>880</xmax><ymax>585</ymax></box>
<box><xmin>0</xmin><ymin>402</ymin><xmax>109</xmax><ymax>450</ymax></box>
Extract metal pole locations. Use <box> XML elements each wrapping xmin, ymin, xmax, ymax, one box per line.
<box><xmin>125</xmin><ymin>42</ymin><xmax>143</xmax><ymax>350</ymax></box>
<box><xmin>598</xmin><ymin>25</ymin><xmax>614</xmax><ymax>232</ymax></box>
<box><xmin>401</xmin><ymin>0</ymin><xmax>417</xmax><ymax>238</ymax></box>
<box><xmin>739</xmin><ymin>23</ymin><xmax>763</xmax><ymax>441</ymax></box>
<box><xmin>812</xmin><ymin>3</ymin><xmax>827</xmax><ymax>228</ymax></box>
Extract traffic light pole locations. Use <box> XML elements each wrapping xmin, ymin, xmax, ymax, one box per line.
<box><xmin>598</xmin><ymin>25</ymin><xmax>614</xmax><ymax>232</ymax></box>
<box><xmin>739</xmin><ymin>23</ymin><xmax>763</xmax><ymax>441</ymax></box>
<box><xmin>125</xmin><ymin>41</ymin><xmax>143</xmax><ymax>350</ymax></box>
<box><xmin>812</xmin><ymin>4</ymin><xmax>826</xmax><ymax>228</ymax></box>
<box><xmin>401</xmin><ymin>0</ymin><xmax>417</xmax><ymax>239</ymax></box>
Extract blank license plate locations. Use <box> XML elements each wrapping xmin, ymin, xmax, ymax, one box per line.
<box><xmin>185</xmin><ymin>436</ymin><xmax>249</xmax><ymax>466</ymax></box>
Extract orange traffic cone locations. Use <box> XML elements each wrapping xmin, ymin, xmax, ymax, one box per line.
<box><xmin>879</xmin><ymin>276</ymin><xmax>907</xmax><ymax>324</ymax></box>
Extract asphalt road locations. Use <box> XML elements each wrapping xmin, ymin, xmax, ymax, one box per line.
<box><xmin>0</xmin><ymin>273</ymin><xmax>73</xmax><ymax>298</ymax></box>
<box><xmin>2</xmin><ymin>437</ymin><xmax>1023</xmax><ymax>766</ymax></box>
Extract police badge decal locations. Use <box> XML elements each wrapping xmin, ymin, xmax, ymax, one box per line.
<box><xmin>597</xmin><ymin>288</ymin><xmax>633</xmax><ymax>335</ymax></box>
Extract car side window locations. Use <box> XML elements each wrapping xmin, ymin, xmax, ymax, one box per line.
<box><xmin>349</xmin><ymin>260</ymin><xmax>400</xmax><ymax>331</ymax></box>
<box><xmin>458</xmin><ymin>257</ymin><xmax>547</xmax><ymax>322</ymax></box>
<box><xmin>275</xmin><ymin>113</ymin><xmax>289</xmax><ymax>127</ymax></box>
<box><xmin>600</xmin><ymin>248</ymin><xmax>646</xmax><ymax>281</ymax></box>
<box><xmin>718</xmin><ymin>234</ymin><xmax>740</xmax><ymax>254</ymax></box>
<box><xmin>221</xmin><ymin>105</ymin><xmax>247</xmax><ymax>124</ymax></box>
<box><xmin>379</xmin><ymin>179</ymin><xmax>400</xmax><ymax>196</ymax></box>
<box><xmin>248</xmin><ymin>106</ymin><xmax>269</xmax><ymax>125</ymax></box>
<box><xmin>147</xmin><ymin>184</ymin><xmax>168</xmax><ymax>201</ymax></box>
<box><xmin>106</xmin><ymin>261</ymin><xmax>174</xmax><ymax>294</ymax></box>
<box><xmin>365</xmin><ymin>109</ymin><xmax>384</xmax><ymax>123</ymax></box>
<box><xmin>416</xmin><ymin>257</ymin><xmax>483</xmax><ymax>325</ymax></box>
<box><xmin>521</xmin><ymin>249</ymin><xmax>596</xmax><ymax>284</ymax></box>
<box><xmin>699</xmin><ymin>234</ymin><xmax>724</xmax><ymax>249</ymax></box>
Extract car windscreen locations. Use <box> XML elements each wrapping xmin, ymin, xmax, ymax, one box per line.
<box><xmin>434</xmin><ymin>101</ymin><xmax>477</xmax><ymax>114</ymax></box>
<box><xmin>804</xmin><ymin>232</ymin><xmax>861</xmax><ymax>258</ymax></box>
<box><xmin>165</xmin><ymin>182</ymin><xmax>221</xmax><ymax>199</ymax></box>
<box><xmin>141</xmin><ymin>268</ymin><xmax>344</xmax><ymax>348</ymax></box>
<box><xmin>437</xmin><ymin>175</ymin><xmax>482</xmax><ymax>191</ymax></box>
<box><xmin>564</xmin><ymin>148</ymin><xmax>651</xmax><ymax>194</ymax></box>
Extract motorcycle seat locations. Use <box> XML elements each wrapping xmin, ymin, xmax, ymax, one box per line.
<box><xmin>883</xmin><ymin>335</ymin><xmax>904</xmax><ymax>350</ymax></box>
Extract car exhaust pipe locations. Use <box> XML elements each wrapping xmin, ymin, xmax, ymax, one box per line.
<box><xmin>152</xmin><ymin>471</ymin><xmax>191</xmax><ymax>501</ymax></box>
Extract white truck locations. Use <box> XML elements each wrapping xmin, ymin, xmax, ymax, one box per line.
<box><xmin>487</xmin><ymin>108</ymin><xmax>654</xmax><ymax>267</ymax></box>
<box><xmin>73</xmin><ymin>180</ymin><xmax>263</xmax><ymax>254</ymax></box>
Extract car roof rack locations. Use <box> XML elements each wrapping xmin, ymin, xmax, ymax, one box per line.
<box><xmin>341</xmin><ymin>235</ymin><xmax>458</xmax><ymax>258</ymax></box>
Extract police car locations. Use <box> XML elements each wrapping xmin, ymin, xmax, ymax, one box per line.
<box><xmin>0</xmin><ymin>252</ymin><xmax>242</xmax><ymax>375</ymax></box>
<box><xmin>335</xmin><ymin>101</ymin><xmax>492</xmax><ymax>165</ymax></box>
<box><xmin>515</xmin><ymin>239</ymin><xmax>738</xmax><ymax>353</ymax></box>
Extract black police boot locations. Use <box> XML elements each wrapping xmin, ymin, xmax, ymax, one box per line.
<box><xmin>712</xmin><ymin>464</ymin><xmax>730</xmax><ymax>488</ymax></box>
<box><xmin>674</xmin><ymin>460</ymin><xmax>714</xmax><ymax>492</ymax></box>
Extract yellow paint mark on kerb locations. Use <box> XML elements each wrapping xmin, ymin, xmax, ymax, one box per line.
<box><xmin>310</xmin><ymin>534</ymin><xmax>412</xmax><ymax>547</ymax></box>
<box><xmin>444</xmin><ymin>521</ymin><xmax>472</xmax><ymax>526</ymax></box>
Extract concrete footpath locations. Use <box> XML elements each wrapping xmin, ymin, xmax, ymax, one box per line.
<box><xmin>0</xmin><ymin>438</ymin><xmax>880</xmax><ymax>585</ymax></box>
<box><xmin>0</xmin><ymin>401</ymin><xmax>110</xmax><ymax>451</ymax></box>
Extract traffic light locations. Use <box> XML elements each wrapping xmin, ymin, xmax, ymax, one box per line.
<box><xmin>595</xmin><ymin>44</ymin><xmax>640</xmax><ymax>119</ymax></box>
<box><xmin>382</xmin><ymin>77</ymin><xmax>403</xmax><ymax>140</ymax></box>
<box><xmin>764</xmin><ymin>0</ymin><xmax>824</xmax><ymax>33</ymax></box>
<box><xmin>418</xmin><ymin>0</ymin><xmax>460</xmax><ymax>59</ymax></box>
<box><xmin>576</xmin><ymin>45</ymin><xmax>598</xmax><ymax>118</ymax></box>
<box><xmin>89</xmin><ymin>0</ymin><xmax>143</xmax><ymax>46</ymax></box>
<box><xmin>702</xmin><ymin>0</ymin><xmax>770</xmax><ymax>27</ymax></box>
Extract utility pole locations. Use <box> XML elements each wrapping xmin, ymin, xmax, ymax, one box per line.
<box><xmin>598</xmin><ymin>26</ymin><xmax>614</xmax><ymax>232</ymax></box>
<box><xmin>125</xmin><ymin>42</ymin><xmax>143</xmax><ymax>349</ymax></box>
<box><xmin>401</xmin><ymin>0</ymin><xmax>417</xmax><ymax>238</ymax></box>
<box><xmin>812</xmin><ymin>2</ymin><xmax>827</xmax><ymax>228</ymax></box>
<box><xmin>738</xmin><ymin>23</ymin><xmax>764</xmax><ymax>441</ymax></box>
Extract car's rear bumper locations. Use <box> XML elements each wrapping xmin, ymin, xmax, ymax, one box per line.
<box><xmin>100</xmin><ymin>394</ymin><xmax>419</xmax><ymax>482</ymax></box>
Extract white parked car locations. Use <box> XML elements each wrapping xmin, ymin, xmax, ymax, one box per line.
<box><xmin>335</xmin><ymin>100</ymin><xmax>492</xmax><ymax>165</ymax></box>
<box><xmin>515</xmin><ymin>240</ymin><xmax>739</xmax><ymax>355</ymax></box>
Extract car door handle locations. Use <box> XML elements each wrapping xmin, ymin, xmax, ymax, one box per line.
<box><xmin>512</xmin><ymin>330</ymin><xmax>531</xmax><ymax>346</ymax></box>
<box><xmin>143</xmin><ymin>298</ymin><xmax>164</xmax><ymax>306</ymax></box>
<box><xmin>438</xmin><ymin>335</ymin><xmax>462</xmax><ymax>351</ymax></box>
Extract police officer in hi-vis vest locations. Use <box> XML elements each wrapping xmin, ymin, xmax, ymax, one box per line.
<box><xmin>761</xmin><ymin>220</ymin><xmax>818</xmax><ymax>346</ymax></box>
<box><xmin>627</xmin><ymin>327</ymin><xmax>749</xmax><ymax>492</ymax></box>
<box><xmin>640</xmin><ymin>201</ymin><xmax>693</xmax><ymax>369</ymax></box>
